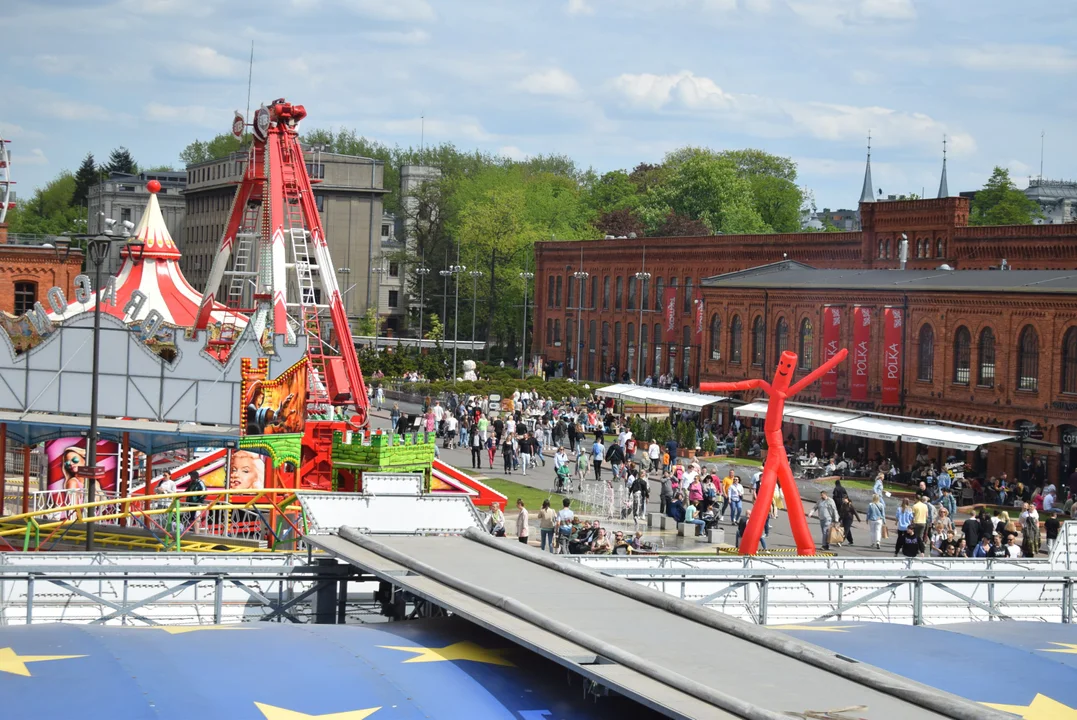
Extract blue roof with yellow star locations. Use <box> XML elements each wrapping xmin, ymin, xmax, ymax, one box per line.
<box><xmin>0</xmin><ymin>618</ymin><xmax>658</xmax><ymax>719</ymax></box>
<box><xmin>773</xmin><ymin>620</ymin><xmax>1077</xmax><ymax>718</ymax></box>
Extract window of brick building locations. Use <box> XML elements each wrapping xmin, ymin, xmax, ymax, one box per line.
<box><xmin>653</xmin><ymin>323</ymin><xmax>662</xmax><ymax>376</ymax></box>
<box><xmin>653</xmin><ymin>277</ymin><xmax>664</xmax><ymax>311</ymax></box>
<box><xmin>683</xmin><ymin>277</ymin><xmax>693</xmax><ymax>313</ymax></box>
<box><xmin>14</xmin><ymin>282</ymin><xmax>36</xmax><ymax>315</ymax></box>
<box><xmin>799</xmin><ymin>318</ymin><xmax>814</xmax><ymax>369</ymax></box>
<box><xmin>774</xmin><ymin>317</ymin><xmax>789</xmax><ymax>366</ymax></box>
<box><xmin>641</xmin><ymin>276</ymin><xmax>650</xmax><ymax>311</ymax></box>
<box><xmin>1063</xmin><ymin>328</ymin><xmax>1077</xmax><ymax>395</ymax></box>
<box><xmin>554</xmin><ymin>319</ymin><xmax>561</xmax><ymax>344</ymax></box>
<box><xmin>627</xmin><ymin>276</ymin><xmax>637</xmax><ymax>310</ymax></box>
<box><xmin>953</xmin><ymin>326</ymin><xmax>971</xmax><ymax>385</ymax></box>
<box><xmin>547</xmin><ymin>276</ymin><xmax>556</xmax><ymax>308</ymax></box>
<box><xmin>614</xmin><ymin>322</ymin><xmax>622</xmax><ymax>372</ymax></box>
<box><xmin>1017</xmin><ymin>325</ymin><xmax>1039</xmax><ymax>391</ymax></box>
<box><xmin>615</xmin><ymin>276</ymin><xmax>623</xmax><ymax>310</ymax></box>
<box><xmin>546</xmin><ymin>319</ymin><xmax>554</xmax><ymax>345</ymax></box>
<box><xmin>730</xmin><ymin>315</ymin><xmax>742</xmax><ymax>364</ymax></box>
<box><xmin>917</xmin><ymin>324</ymin><xmax>934</xmax><ymax>382</ymax></box>
<box><xmin>590</xmin><ymin>276</ymin><xmax>598</xmax><ymax>309</ymax></box>
<box><xmin>710</xmin><ymin>314</ymin><xmax>722</xmax><ymax>360</ymax></box>
<box><xmin>639</xmin><ymin>324</ymin><xmax>648</xmax><ymax>377</ymax></box>
<box><xmin>555</xmin><ymin>276</ymin><xmax>562</xmax><ymax>308</ymax></box>
<box><xmin>682</xmin><ymin>325</ymin><xmax>692</xmax><ymax>381</ymax></box>
<box><xmin>567</xmin><ymin>276</ymin><xmax>574</xmax><ymax>309</ymax></box>
<box><xmin>978</xmin><ymin>328</ymin><xmax>996</xmax><ymax>387</ymax></box>
<box><xmin>388</xmin><ymin>290</ymin><xmax>399</xmax><ymax>308</ymax></box>
<box><xmin>751</xmin><ymin>316</ymin><xmax>765</xmax><ymax>366</ymax></box>
<box><xmin>602</xmin><ymin>276</ymin><xmax>610</xmax><ymax>310</ymax></box>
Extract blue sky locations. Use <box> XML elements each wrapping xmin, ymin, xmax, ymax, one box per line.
<box><xmin>5</xmin><ymin>0</ymin><xmax>1075</xmax><ymax>209</ymax></box>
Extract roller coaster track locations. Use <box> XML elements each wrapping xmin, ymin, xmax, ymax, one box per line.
<box><xmin>0</xmin><ymin>488</ymin><xmax>323</xmax><ymax>553</ymax></box>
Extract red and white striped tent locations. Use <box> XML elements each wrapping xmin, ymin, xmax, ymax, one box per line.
<box><xmin>54</xmin><ymin>181</ymin><xmax>247</xmax><ymax>333</ymax></box>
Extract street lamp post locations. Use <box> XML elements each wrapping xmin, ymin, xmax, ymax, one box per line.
<box><xmin>371</xmin><ymin>263</ymin><xmax>387</xmax><ymax>348</ymax></box>
<box><xmin>634</xmin><ymin>270</ymin><xmax>651</xmax><ymax>383</ymax></box>
<box><xmin>448</xmin><ymin>264</ymin><xmax>466</xmax><ymax>383</ymax></box>
<box><xmin>439</xmin><ymin>269</ymin><xmax>452</xmax><ymax>343</ymax></box>
<box><xmin>415</xmin><ymin>265</ymin><xmax>430</xmax><ymax>347</ymax></box>
<box><xmin>518</xmin><ymin>270</ymin><xmax>534</xmax><ymax>379</ymax></box>
<box><xmin>76</xmin><ymin>226</ymin><xmax>142</xmax><ymax>551</ymax></box>
<box><xmin>468</xmin><ymin>270</ymin><xmax>483</xmax><ymax>350</ymax></box>
<box><xmin>572</xmin><ymin>271</ymin><xmax>589</xmax><ymax>379</ymax></box>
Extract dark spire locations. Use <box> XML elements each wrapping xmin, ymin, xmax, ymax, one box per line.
<box><xmin>937</xmin><ymin>135</ymin><xmax>949</xmax><ymax>198</ymax></box>
<box><xmin>860</xmin><ymin>131</ymin><xmax>874</xmax><ymax>204</ymax></box>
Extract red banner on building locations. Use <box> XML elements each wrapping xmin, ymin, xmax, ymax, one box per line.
<box><xmin>694</xmin><ymin>299</ymin><xmax>705</xmax><ymax>347</ymax></box>
<box><xmin>882</xmin><ymin>307</ymin><xmax>903</xmax><ymax>405</ymax></box>
<box><xmin>851</xmin><ymin>306</ymin><xmax>871</xmax><ymax>401</ymax></box>
<box><xmin>821</xmin><ymin>306</ymin><xmax>841</xmax><ymax>399</ymax></box>
<box><xmin>663</xmin><ymin>287</ymin><xmax>677</xmax><ymax>344</ymax></box>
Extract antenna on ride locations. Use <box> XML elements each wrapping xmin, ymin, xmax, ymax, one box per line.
<box><xmin>245</xmin><ymin>41</ymin><xmax>254</xmax><ymax>123</ymax></box>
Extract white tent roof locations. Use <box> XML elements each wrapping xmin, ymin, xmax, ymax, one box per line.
<box><xmin>596</xmin><ymin>384</ymin><xmax>729</xmax><ymax>411</ymax></box>
<box><xmin>733</xmin><ymin>401</ymin><xmax>1013</xmax><ymax>450</ymax></box>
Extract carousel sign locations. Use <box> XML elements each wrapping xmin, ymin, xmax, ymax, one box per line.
<box><xmin>26</xmin><ymin>274</ymin><xmax>166</xmax><ymax>344</ymax></box>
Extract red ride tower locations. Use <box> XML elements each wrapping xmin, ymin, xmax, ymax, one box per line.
<box><xmin>194</xmin><ymin>99</ymin><xmax>369</xmax><ymax>425</ymax></box>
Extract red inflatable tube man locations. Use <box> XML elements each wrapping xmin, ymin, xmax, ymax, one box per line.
<box><xmin>700</xmin><ymin>348</ymin><xmax>848</xmax><ymax>555</ymax></box>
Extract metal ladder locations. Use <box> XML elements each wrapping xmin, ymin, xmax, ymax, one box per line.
<box><xmin>226</xmin><ymin>202</ymin><xmax>262</xmax><ymax>309</ymax></box>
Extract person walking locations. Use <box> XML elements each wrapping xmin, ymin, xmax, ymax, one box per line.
<box><xmin>648</xmin><ymin>440</ymin><xmax>661</xmax><ymax>472</ymax></box>
<box><xmin>592</xmin><ymin>437</ymin><xmax>605</xmax><ymax>482</ymax></box>
<box><xmin>838</xmin><ymin>496</ymin><xmax>861</xmax><ymax>546</ymax></box>
<box><xmin>866</xmin><ymin>493</ymin><xmax>885</xmax><ymax>549</ymax></box>
<box><xmin>575</xmin><ymin>448</ymin><xmax>588</xmax><ymax>491</ymax></box>
<box><xmin>515</xmin><ymin>499</ymin><xmax>530</xmax><ymax>545</ymax></box>
<box><xmin>519</xmin><ymin>433</ymin><xmax>533</xmax><ymax>476</ymax></box>
<box><xmin>911</xmin><ymin>495</ymin><xmax>930</xmax><ymax>542</ymax></box>
<box><xmin>501</xmin><ymin>436</ymin><xmax>515</xmax><ymax>474</ymax></box>
<box><xmin>538</xmin><ymin>499</ymin><xmax>556</xmax><ymax>552</ymax></box>
<box><xmin>470</xmin><ymin>424</ymin><xmax>483</xmax><ymax>469</ymax></box>
<box><xmin>896</xmin><ymin>498</ymin><xmax>913</xmax><ymax>533</ymax></box>
<box><xmin>728</xmin><ymin>476</ymin><xmax>744</xmax><ymax>526</ymax></box>
<box><xmin>659</xmin><ymin>474</ymin><xmax>673</xmax><ymax>515</ymax></box>
<box><xmin>808</xmin><ymin>490</ymin><xmax>839</xmax><ymax>551</ymax></box>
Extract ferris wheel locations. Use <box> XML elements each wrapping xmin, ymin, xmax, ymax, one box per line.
<box><xmin>0</xmin><ymin>129</ymin><xmax>11</xmax><ymax>224</ymax></box>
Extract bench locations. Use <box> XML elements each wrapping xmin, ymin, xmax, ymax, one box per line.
<box><xmin>677</xmin><ymin>522</ymin><xmax>701</xmax><ymax>538</ymax></box>
<box><xmin>706</xmin><ymin>527</ymin><xmax>724</xmax><ymax>544</ymax></box>
<box><xmin>648</xmin><ymin>512</ymin><xmax>667</xmax><ymax>529</ymax></box>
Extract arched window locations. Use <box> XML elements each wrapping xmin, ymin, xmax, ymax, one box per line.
<box><xmin>1017</xmin><ymin>325</ymin><xmax>1039</xmax><ymax>391</ymax></box>
<box><xmin>590</xmin><ymin>276</ymin><xmax>598</xmax><ymax>309</ymax></box>
<box><xmin>774</xmin><ymin>317</ymin><xmax>789</xmax><ymax>365</ymax></box>
<box><xmin>554</xmin><ymin>319</ymin><xmax>561</xmax><ymax>344</ymax></box>
<box><xmin>567</xmin><ymin>275</ymin><xmax>574</xmax><ymax>309</ymax></box>
<box><xmin>615</xmin><ymin>276</ymin><xmax>623</xmax><ymax>310</ymax></box>
<box><xmin>546</xmin><ymin>318</ymin><xmax>554</xmax><ymax>345</ymax></box>
<box><xmin>798</xmin><ymin>318</ymin><xmax>814</xmax><ymax>369</ymax></box>
<box><xmin>682</xmin><ymin>326</ymin><xmax>692</xmax><ymax>381</ymax></box>
<box><xmin>613</xmin><ymin>321</ymin><xmax>622</xmax><ymax>372</ymax></box>
<box><xmin>683</xmin><ymin>277</ymin><xmax>693</xmax><ymax>313</ymax></box>
<box><xmin>916</xmin><ymin>239</ymin><xmax>924</xmax><ymax>258</ymax></box>
<box><xmin>641</xmin><ymin>275</ymin><xmax>651</xmax><ymax>311</ymax></box>
<box><xmin>627</xmin><ymin>276</ymin><xmax>637</xmax><ymax>310</ymax></box>
<box><xmin>653</xmin><ymin>277</ymin><xmax>664</xmax><ymax>312</ymax></box>
<box><xmin>627</xmin><ymin>322</ymin><xmax>635</xmax><ymax>375</ymax></box>
<box><xmin>878</xmin><ymin>239</ymin><xmax>885</xmax><ymax>259</ymax></box>
<box><xmin>751</xmin><ymin>316</ymin><xmax>765</xmax><ymax>366</ymax></box>
<box><xmin>547</xmin><ymin>276</ymin><xmax>555</xmax><ymax>308</ymax></box>
<box><xmin>587</xmin><ymin>319</ymin><xmax>597</xmax><ymax>379</ymax></box>
<box><xmin>1063</xmin><ymin>328</ymin><xmax>1077</xmax><ymax>395</ymax></box>
<box><xmin>710</xmin><ymin>314</ymin><xmax>722</xmax><ymax>360</ymax></box>
<box><xmin>602</xmin><ymin>276</ymin><xmax>610</xmax><ymax>310</ymax></box>
<box><xmin>953</xmin><ymin>326</ymin><xmax>971</xmax><ymax>385</ymax></box>
<box><xmin>978</xmin><ymin>328</ymin><xmax>996</xmax><ymax>387</ymax></box>
<box><xmin>936</xmin><ymin>238</ymin><xmax>944</xmax><ymax>258</ymax></box>
<box><xmin>917</xmin><ymin>324</ymin><xmax>934</xmax><ymax>382</ymax></box>
<box><xmin>885</xmin><ymin>238</ymin><xmax>891</xmax><ymax>259</ymax></box>
<box><xmin>555</xmin><ymin>276</ymin><xmax>563</xmax><ymax>307</ymax></box>
<box><xmin>730</xmin><ymin>315</ymin><xmax>743</xmax><ymax>364</ymax></box>
<box><xmin>639</xmin><ymin>323</ymin><xmax>648</xmax><ymax>378</ymax></box>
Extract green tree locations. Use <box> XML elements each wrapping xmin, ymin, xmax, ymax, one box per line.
<box><xmin>6</xmin><ymin>172</ymin><xmax>86</xmax><ymax>235</ymax></box>
<box><xmin>748</xmin><ymin>174</ymin><xmax>804</xmax><ymax>232</ymax></box>
<box><xmin>104</xmin><ymin>147</ymin><xmax>138</xmax><ymax>175</ymax></box>
<box><xmin>424</xmin><ymin>313</ymin><xmax>444</xmax><ymax>341</ymax></box>
<box><xmin>969</xmin><ymin>167</ymin><xmax>1042</xmax><ymax>226</ymax></box>
<box><xmin>72</xmin><ymin>153</ymin><xmax>98</xmax><ymax>206</ymax></box>
<box><xmin>586</xmin><ymin>170</ymin><xmax>639</xmax><ymax>216</ymax></box>
<box><xmin>179</xmin><ymin>133</ymin><xmax>251</xmax><ymax>166</ymax></box>
<box><xmin>356</xmin><ymin>306</ymin><xmax>378</xmax><ymax>337</ymax></box>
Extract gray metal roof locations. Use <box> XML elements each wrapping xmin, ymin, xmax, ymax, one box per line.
<box><xmin>702</xmin><ymin>265</ymin><xmax>1077</xmax><ymax>294</ymax></box>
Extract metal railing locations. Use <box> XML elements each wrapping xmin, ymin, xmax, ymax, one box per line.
<box><xmin>28</xmin><ymin>488</ymin><xmax>122</xmax><ymax>525</ymax></box>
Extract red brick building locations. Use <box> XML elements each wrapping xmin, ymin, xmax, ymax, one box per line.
<box><xmin>0</xmin><ymin>225</ymin><xmax>86</xmax><ymax>316</ymax></box>
<box><xmin>698</xmin><ymin>262</ymin><xmax>1077</xmax><ymax>481</ymax></box>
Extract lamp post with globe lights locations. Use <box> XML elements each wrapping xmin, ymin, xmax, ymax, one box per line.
<box><xmin>415</xmin><ymin>265</ymin><xmax>430</xmax><ymax>345</ymax></box>
<box><xmin>634</xmin><ymin>270</ymin><xmax>651</xmax><ymax>383</ymax></box>
<box><xmin>518</xmin><ymin>269</ymin><xmax>534</xmax><ymax>379</ymax></box>
<box><xmin>572</xmin><ymin>270</ymin><xmax>589</xmax><ymax>379</ymax></box>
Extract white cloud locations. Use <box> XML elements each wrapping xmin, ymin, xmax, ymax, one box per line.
<box><xmin>608</xmin><ymin>70</ymin><xmax>975</xmax><ymax>155</ymax></box>
<box><xmin>13</xmin><ymin>148</ymin><xmax>49</xmax><ymax>167</ymax></box>
<box><xmin>515</xmin><ymin>69</ymin><xmax>581</xmax><ymax>97</ymax></box>
<box><xmin>953</xmin><ymin>44</ymin><xmax>1077</xmax><ymax>73</ymax></box>
<box><xmin>566</xmin><ymin>0</ymin><xmax>594</xmax><ymax>15</ymax></box>
<box><xmin>850</xmin><ymin>69</ymin><xmax>880</xmax><ymax>85</ymax></box>
<box><xmin>144</xmin><ymin>103</ymin><xmax>225</xmax><ymax>127</ymax></box>
<box><xmin>787</xmin><ymin>0</ymin><xmax>915</xmax><ymax>27</ymax></box>
<box><xmin>160</xmin><ymin>45</ymin><xmax>244</xmax><ymax>79</ymax></box>
<box><xmin>610</xmin><ymin>70</ymin><xmax>734</xmax><ymax>111</ymax></box>
<box><xmin>499</xmin><ymin>145</ymin><xmax>528</xmax><ymax>160</ymax></box>
<box><xmin>360</xmin><ymin>29</ymin><xmax>430</xmax><ymax>45</ymax></box>
<box><xmin>374</xmin><ymin>117</ymin><xmax>494</xmax><ymax>142</ymax></box>
<box><xmin>343</xmin><ymin>0</ymin><xmax>436</xmax><ymax>22</ymax></box>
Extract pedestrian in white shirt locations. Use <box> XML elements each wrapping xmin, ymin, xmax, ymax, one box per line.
<box><xmin>648</xmin><ymin>441</ymin><xmax>661</xmax><ymax>472</ymax></box>
<box><xmin>515</xmin><ymin>499</ymin><xmax>530</xmax><ymax>544</ymax></box>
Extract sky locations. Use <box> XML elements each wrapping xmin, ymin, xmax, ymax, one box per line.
<box><xmin>4</xmin><ymin>0</ymin><xmax>1076</xmax><ymax>209</ymax></box>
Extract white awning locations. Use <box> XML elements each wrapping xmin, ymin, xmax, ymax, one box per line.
<box><xmin>730</xmin><ymin>402</ymin><xmax>1013</xmax><ymax>451</ymax></box>
<box><xmin>830</xmin><ymin>416</ymin><xmax>903</xmax><ymax>442</ymax></box>
<box><xmin>785</xmin><ymin>406</ymin><xmax>859</xmax><ymax>429</ymax></box>
<box><xmin>596</xmin><ymin>385</ymin><xmax>728</xmax><ymax>411</ymax></box>
<box><xmin>900</xmin><ymin>426</ymin><xmax>1014</xmax><ymax>452</ymax></box>
<box><xmin>734</xmin><ymin>401</ymin><xmax>770</xmax><ymax>420</ymax></box>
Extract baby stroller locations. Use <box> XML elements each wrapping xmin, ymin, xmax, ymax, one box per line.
<box><xmin>554</xmin><ymin>464</ymin><xmax>572</xmax><ymax>493</ymax></box>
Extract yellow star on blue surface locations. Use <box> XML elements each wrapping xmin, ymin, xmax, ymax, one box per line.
<box><xmin>130</xmin><ymin>625</ymin><xmax>253</xmax><ymax>635</ymax></box>
<box><xmin>378</xmin><ymin>641</ymin><xmax>515</xmax><ymax>666</ymax></box>
<box><xmin>254</xmin><ymin>702</ymin><xmax>380</xmax><ymax>719</ymax></box>
<box><xmin>1040</xmin><ymin>643</ymin><xmax>1077</xmax><ymax>654</ymax></box>
<box><xmin>0</xmin><ymin>647</ymin><xmax>85</xmax><ymax>677</ymax></box>
<box><xmin>770</xmin><ymin>624</ymin><xmax>857</xmax><ymax>633</ymax></box>
<box><xmin>982</xmin><ymin>693</ymin><xmax>1077</xmax><ymax>718</ymax></box>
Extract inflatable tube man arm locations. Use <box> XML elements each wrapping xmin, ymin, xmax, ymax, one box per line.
<box><xmin>699</xmin><ymin>379</ymin><xmax>772</xmax><ymax>394</ymax></box>
<box><xmin>787</xmin><ymin>348</ymin><xmax>849</xmax><ymax>396</ymax></box>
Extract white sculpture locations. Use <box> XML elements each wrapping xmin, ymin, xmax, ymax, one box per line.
<box><xmin>462</xmin><ymin>359</ymin><xmax>478</xmax><ymax>381</ymax></box>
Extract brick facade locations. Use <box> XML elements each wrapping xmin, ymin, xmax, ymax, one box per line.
<box><xmin>696</xmin><ymin>280</ymin><xmax>1077</xmax><ymax>482</ymax></box>
<box><xmin>0</xmin><ymin>242</ymin><xmax>86</xmax><ymax>316</ymax></box>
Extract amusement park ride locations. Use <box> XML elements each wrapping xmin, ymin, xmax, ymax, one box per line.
<box><xmin>0</xmin><ymin>128</ymin><xmax>14</xmax><ymax>223</ymax></box>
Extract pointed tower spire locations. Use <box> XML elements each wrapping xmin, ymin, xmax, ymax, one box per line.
<box><xmin>937</xmin><ymin>134</ymin><xmax>950</xmax><ymax>198</ymax></box>
<box><xmin>859</xmin><ymin>130</ymin><xmax>874</xmax><ymax>203</ymax></box>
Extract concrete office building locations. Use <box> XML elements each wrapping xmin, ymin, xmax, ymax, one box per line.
<box><xmin>88</xmin><ymin>170</ymin><xmax>186</xmax><ymax>275</ymax></box>
<box><xmin>181</xmin><ymin>148</ymin><xmax>388</xmax><ymax>320</ymax></box>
